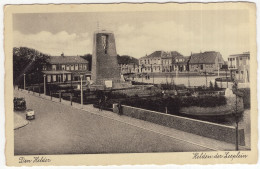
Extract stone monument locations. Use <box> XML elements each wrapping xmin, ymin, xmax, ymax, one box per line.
<box><xmin>91</xmin><ymin>30</ymin><xmax>121</xmax><ymax>87</ymax></box>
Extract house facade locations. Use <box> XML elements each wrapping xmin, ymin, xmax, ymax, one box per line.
<box><xmin>139</xmin><ymin>51</ymin><xmax>164</xmax><ymax>73</ymax></box>
<box><xmin>139</xmin><ymin>50</ymin><xmax>188</xmax><ymax>73</ymax></box>
<box><xmin>228</xmin><ymin>52</ymin><xmax>250</xmax><ymax>83</ymax></box>
<box><xmin>119</xmin><ymin>63</ymin><xmax>139</xmax><ymax>74</ymax></box>
<box><xmin>161</xmin><ymin>51</ymin><xmax>188</xmax><ymax>72</ymax></box>
<box><xmin>42</xmin><ymin>53</ymin><xmax>90</xmax><ymax>83</ymax></box>
<box><xmin>188</xmin><ymin>51</ymin><xmax>224</xmax><ymax>73</ymax></box>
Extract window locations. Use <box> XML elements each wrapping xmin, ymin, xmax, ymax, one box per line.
<box><xmin>43</xmin><ymin>65</ymin><xmax>47</xmax><ymax>70</ymax></box>
<box><xmin>66</xmin><ymin>65</ymin><xmax>70</xmax><ymax>70</ymax></box>
<box><xmin>79</xmin><ymin>64</ymin><xmax>82</xmax><ymax>70</ymax></box>
<box><xmin>67</xmin><ymin>74</ymin><xmax>71</xmax><ymax>81</ymax></box>
<box><xmin>83</xmin><ymin>64</ymin><xmax>87</xmax><ymax>70</ymax></box>
<box><xmin>61</xmin><ymin>65</ymin><xmax>65</xmax><ymax>70</ymax></box>
<box><xmin>75</xmin><ymin>64</ymin><xmax>78</xmax><ymax>70</ymax></box>
<box><xmin>52</xmin><ymin>75</ymin><xmax>56</xmax><ymax>82</ymax></box>
<box><xmin>63</xmin><ymin>74</ymin><xmax>66</xmax><ymax>82</ymax></box>
<box><xmin>71</xmin><ymin>65</ymin><xmax>74</xmax><ymax>70</ymax></box>
<box><xmin>52</xmin><ymin>65</ymin><xmax>56</xmax><ymax>70</ymax></box>
<box><xmin>47</xmin><ymin>75</ymin><xmax>51</xmax><ymax>82</ymax></box>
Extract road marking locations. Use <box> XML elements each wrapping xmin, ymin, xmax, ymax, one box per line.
<box><xmin>16</xmin><ymin>90</ymin><xmax>233</xmax><ymax>151</ymax></box>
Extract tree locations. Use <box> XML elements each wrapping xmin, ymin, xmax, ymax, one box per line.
<box><xmin>13</xmin><ymin>47</ymin><xmax>50</xmax><ymax>86</ymax></box>
<box><xmin>209</xmin><ymin>81</ymin><xmax>214</xmax><ymax>90</ymax></box>
<box><xmin>81</xmin><ymin>54</ymin><xmax>92</xmax><ymax>71</ymax></box>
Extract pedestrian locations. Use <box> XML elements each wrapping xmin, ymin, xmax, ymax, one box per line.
<box><xmin>103</xmin><ymin>95</ymin><xmax>108</xmax><ymax>110</ymax></box>
<box><xmin>98</xmin><ymin>98</ymin><xmax>102</xmax><ymax>111</ymax></box>
<box><xmin>117</xmin><ymin>101</ymin><xmax>123</xmax><ymax>115</ymax></box>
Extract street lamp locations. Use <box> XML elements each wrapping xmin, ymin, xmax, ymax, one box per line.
<box><xmin>23</xmin><ymin>74</ymin><xmax>26</xmax><ymax>90</ymax></box>
<box><xmin>226</xmin><ymin>68</ymin><xmax>228</xmax><ymax>88</ymax></box>
<box><xmin>43</xmin><ymin>74</ymin><xmax>46</xmax><ymax>95</ymax></box>
<box><xmin>232</xmin><ymin>80</ymin><xmax>241</xmax><ymax>151</ymax></box>
<box><xmin>80</xmin><ymin>75</ymin><xmax>83</xmax><ymax>108</ymax></box>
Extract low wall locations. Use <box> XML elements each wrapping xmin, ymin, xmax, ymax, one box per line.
<box><xmin>113</xmin><ymin>104</ymin><xmax>245</xmax><ymax>146</ymax></box>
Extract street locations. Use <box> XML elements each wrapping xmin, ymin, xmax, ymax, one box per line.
<box><xmin>14</xmin><ymin>90</ymin><xmax>213</xmax><ymax>155</ymax></box>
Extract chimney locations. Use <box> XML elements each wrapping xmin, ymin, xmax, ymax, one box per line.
<box><xmin>61</xmin><ymin>52</ymin><xmax>64</xmax><ymax>57</ymax></box>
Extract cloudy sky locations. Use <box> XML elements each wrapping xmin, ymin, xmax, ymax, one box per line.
<box><xmin>13</xmin><ymin>10</ymin><xmax>250</xmax><ymax>60</ymax></box>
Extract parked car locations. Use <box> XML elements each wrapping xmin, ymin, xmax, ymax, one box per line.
<box><xmin>26</xmin><ymin>109</ymin><xmax>35</xmax><ymax>120</ymax></box>
<box><xmin>13</xmin><ymin>97</ymin><xmax>26</xmax><ymax>111</ymax></box>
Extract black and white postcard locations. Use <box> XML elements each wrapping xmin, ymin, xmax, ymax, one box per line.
<box><xmin>4</xmin><ymin>2</ymin><xmax>257</xmax><ymax>166</ymax></box>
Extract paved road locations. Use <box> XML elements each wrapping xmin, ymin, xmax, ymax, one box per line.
<box><xmin>14</xmin><ymin>90</ymin><xmax>211</xmax><ymax>155</ymax></box>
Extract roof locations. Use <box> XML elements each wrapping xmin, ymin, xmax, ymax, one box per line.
<box><xmin>229</xmin><ymin>52</ymin><xmax>250</xmax><ymax>58</ymax></box>
<box><xmin>49</xmin><ymin>56</ymin><xmax>88</xmax><ymax>64</ymax></box>
<box><xmin>140</xmin><ymin>51</ymin><xmax>167</xmax><ymax>59</ymax></box>
<box><xmin>189</xmin><ymin>51</ymin><xmax>224</xmax><ymax>64</ymax></box>
<box><xmin>170</xmin><ymin>51</ymin><xmax>183</xmax><ymax>57</ymax></box>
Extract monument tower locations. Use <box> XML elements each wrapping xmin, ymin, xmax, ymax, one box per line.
<box><xmin>91</xmin><ymin>30</ymin><xmax>121</xmax><ymax>86</ymax></box>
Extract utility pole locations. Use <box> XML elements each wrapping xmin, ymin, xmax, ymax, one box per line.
<box><xmin>23</xmin><ymin>74</ymin><xmax>26</xmax><ymax>90</ymax></box>
<box><xmin>218</xmin><ymin>64</ymin><xmax>220</xmax><ymax>77</ymax></box>
<box><xmin>44</xmin><ymin>74</ymin><xmax>46</xmax><ymax>95</ymax></box>
<box><xmin>80</xmin><ymin>75</ymin><xmax>83</xmax><ymax>108</ymax></box>
<box><xmin>205</xmin><ymin>69</ymin><xmax>208</xmax><ymax>88</ymax></box>
<box><xmin>37</xmin><ymin>68</ymin><xmax>40</xmax><ymax>96</ymax></box>
<box><xmin>226</xmin><ymin>68</ymin><xmax>228</xmax><ymax>88</ymax></box>
<box><xmin>188</xmin><ymin>68</ymin><xmax>190</xmax><ymax>88</ymax></box>
<box><xmin>233</xmin><ymin>81</ymin><xmax>239</xmax><ymax>151</ymax></box>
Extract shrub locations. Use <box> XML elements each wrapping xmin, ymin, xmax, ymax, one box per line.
<box><xmin>180</xmin><ymin>96</ymin><xmax>227</xmax><ymax>107</ymax></box>
<box><xmin>238</xmin><ymin>88</ymin><xmax>250</xmax><ymax>109</ymax></box>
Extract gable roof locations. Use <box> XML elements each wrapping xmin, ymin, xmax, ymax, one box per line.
<box><xmin>140</xmin><ymin>51</ymin><xmax>167</xmax><ymax>59</ymax></box>
<box><xmin>141</xmin><ymin>50</ymin><xmax>184</xmax><ymax>59</ymax></box>
<box><xmin>189</xmin><ymin>51</ymin><xmax>224</xmax><ymax>64</ymax></box>
<box><xmin>49</xmin><ymin>56</ymin><xmax>88</xmax><ymax>64</ymax></box>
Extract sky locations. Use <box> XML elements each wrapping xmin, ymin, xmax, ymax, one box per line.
<box><xmin>13</xmin><ymin>10</ymin><xmax>250</xmax><ymax>60</ymax></box>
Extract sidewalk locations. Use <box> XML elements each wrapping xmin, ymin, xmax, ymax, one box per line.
<box><xmin>16</xmin><ymin>88</ymin><xmax>250</xmax><ymax>151</ymax></box>
<box><xmin>14</xmin><ymin>112</ymin><xmax>29</xmax><ymax>130</ymax></box>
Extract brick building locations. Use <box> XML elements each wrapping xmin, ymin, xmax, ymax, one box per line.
<box><xmin>161</xmin><ymin>51</ymin><xmax>188</xmax><ymax>72</ymax></box>
<box><xmin>188</xmin><ymin>51</ymin><xmax>224</xmax><ymax>73</ymax></box>
<box><xmin>91</xmin><ymin>30</ymin><xmax>121</xmax><ymax>85</ymax></box>
<box><xmin>139</xmin><ymin>50</ymin><xmax>188</xmax><ymax>73</ymax></box>
<box><xmin>42</xmin><ymin>53</ymin><xmax>90</xmax><ymax>83</ymax></box>
<box><xmin>139</xmin><ymin>51</ymin><xmax>164</xmax><ymax>73</ymax></box>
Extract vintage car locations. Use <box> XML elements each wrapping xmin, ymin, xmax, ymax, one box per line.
<box><xmin>13</xmin><ymin>97</ymin><xmax>26</xmax><ymax>111</ymax></box>
<box><xmin>26</xmin><ymin>109</ymin><xmax>35</xmax><ymax>120</ymax></box>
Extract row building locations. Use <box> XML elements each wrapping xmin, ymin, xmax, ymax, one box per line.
<box><xmin>42</xmin><ymin>53</ymin><xmax>91</xmax><ymax>83</ymax></box>
<box><xmin>138</xmin><ymin>50</ymin><xmax>224</xmax><ymax>73</ymax></box>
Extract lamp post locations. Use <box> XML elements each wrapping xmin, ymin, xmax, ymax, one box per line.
<box><xmin>226</xmin><ymin>68</ymin><xmax>228</xmax><ymax>88</ymax></box>
<box><xmin>151</xmin><ymin>63</ymin><xmax>154</xmax><ymax>84</ymax></box>
<box><xmin>188</xmin><ymin>69</ymin><xmax>190</xmax><ymax>87</ymax></box>
<box><xmin>232</xmin><ymin>80</ymin><xmax>240</xmax><ymax>150</ymax></box>
<box><xmin>80</xmin><ymin>75</ymin><xmax>83</xmax><ymax>108</ymax></box>
<box><xmin>205</xmin><ymin>70</ymin><xmax>208</xmax><ymax>88</ymax></box>
<box><xmin>44</xmin><ymin>74</ymin><xmax>46</xmax><ymax>95</ymax></box>
<box><xmin>23</xmin><ymin>74</ymin><xmax>26</xmax><ymax>90</ymax></box>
